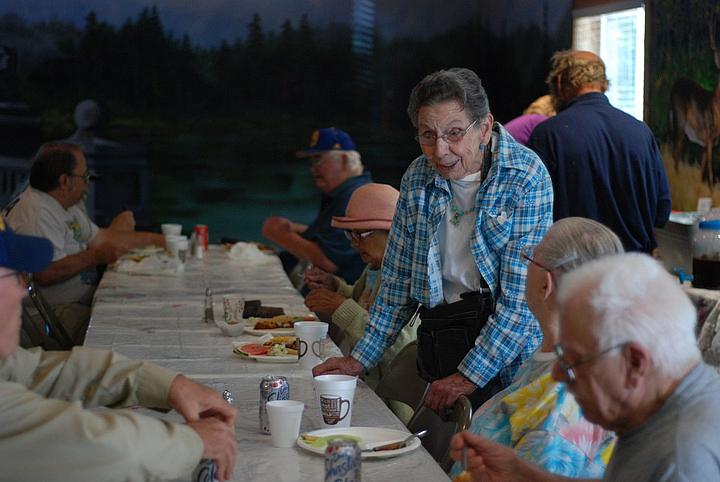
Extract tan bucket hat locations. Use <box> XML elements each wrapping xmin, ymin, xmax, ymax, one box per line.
<box><xmin>331</xmin><ymin>183</ymin><xmax>400</xmax><ymax>231</ymax></box>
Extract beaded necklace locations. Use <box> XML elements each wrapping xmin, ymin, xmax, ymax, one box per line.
<box><xmin>449</xmin><ymin>202</ymin><xmax>475</xmax><ymax>225</ymax></box>
<box><xmin>448</xmin><ymin>139</ymin><xmax>493</xmax><ymax>227</ymax></box>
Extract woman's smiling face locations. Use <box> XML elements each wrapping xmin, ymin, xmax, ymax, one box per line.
<box><xmin>416</xmin><ymin>100</ymin><xmax>492</xmax><ymax>180</ymax></box>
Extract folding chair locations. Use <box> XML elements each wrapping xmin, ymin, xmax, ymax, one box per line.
<box><xmin>407</xmin><ymin>394</ymin><xmax>473</xmax><ymax>472</ymax></box>
<box><xmin>26</xmin><ymin>275</ymin><xmax>74</xmax><ymax>350</ymax></box>
<box><xmin>375</xmin><ymin>341</ymin><xmax>429</xmax><ymax>423</ymax></box>
<box><xmin>20</xmin><ymin>304</ymin><xmax>47</xmax><ymax>349</ymax></box>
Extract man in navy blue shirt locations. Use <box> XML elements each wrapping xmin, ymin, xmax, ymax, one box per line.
<box><xmin>527</xmin><ymin>51</ymin><xmax>671</xmax><ymax>253</ymax></box>
<box><xmin>262</xmin><ymin>127</ymin><xmax>371</xmax><ymax>283</ymax></box>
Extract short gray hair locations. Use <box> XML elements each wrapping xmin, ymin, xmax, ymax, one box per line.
<box><xmin>407</xmin><ymin>68</ymin><xmax>490</xmax><ymax>128</ymax></box>
<box><xmin>558</xmin><ymin>253</ymin><xmax>700</xmax><ymax>378</ymax></box>
<box><xmin>539</xmin><ymin>217</ymin><xmax>624</xmax><ymax>274</ymax></box>
<box><xmin>327</xmin><ymin>150</ymin><xmax>363</xmax><ymax>175</ymax></box>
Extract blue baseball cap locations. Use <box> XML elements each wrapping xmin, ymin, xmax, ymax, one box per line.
<box><xmin>0</xmin><ymin>216</ymin><xmax>53</xmax><ymax>273</ymax></box>
<box><xmin>296</xmin><ymin>127</ymin><xmax>356</xmax><ymax>157</ymax></box>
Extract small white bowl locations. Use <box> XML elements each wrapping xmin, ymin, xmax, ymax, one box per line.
<box><xmin>216</xmin><ymin>319</ymin><xmax>245</xmax><ymax>337</ymax></box>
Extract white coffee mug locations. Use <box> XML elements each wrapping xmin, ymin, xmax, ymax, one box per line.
<box><xmin>295</xmin><ymin>321</ymin><xmax>328</xmax><ymax>370</ymax></box>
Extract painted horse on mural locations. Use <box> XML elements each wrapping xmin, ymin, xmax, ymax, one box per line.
<box><xmin>670</xmin><ymin>16</ymin><xmax>720</xmax><ymax>189</ymax></box>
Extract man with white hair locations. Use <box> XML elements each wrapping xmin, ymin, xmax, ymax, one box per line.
<box><xmin>449</xmin><ymin>253</ymin><xmax>720</xmax><ymax>481</ymax></box>
<box><xmin>262</xmin><ymin>127</ymin><xmax>371</xmax><ymax>284</ymax></box>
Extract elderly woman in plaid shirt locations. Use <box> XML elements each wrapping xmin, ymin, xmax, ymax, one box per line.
<box><xmin>314</xmin><ymin>68</ymin><xmax>553</xmax><ymax>412</ymax></box>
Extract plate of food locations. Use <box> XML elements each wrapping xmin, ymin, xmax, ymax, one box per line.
<box><xmin>232</xmin><ymin>336</ymin><xmax>299</xmax><ymax>363</ymax></box>
<box><xmin>297</xmin><ymin>427</ymin><xmax>421</xmax><ymax>459</ymax></box>
<box><xmin>245</xmin><ymin>314</ymin><xmax>316</xmax><ymax>336</ymax></box>
<box><xmin>127</xmin><ymin>246</ymin><xmax>164</xmax><ymax>257</ymax></box>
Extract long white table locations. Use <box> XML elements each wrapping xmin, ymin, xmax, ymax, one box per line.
<box><xmin>85</xmin><ymin>246</ymin><xmax>449</xmax><ymax>482</ymax></box>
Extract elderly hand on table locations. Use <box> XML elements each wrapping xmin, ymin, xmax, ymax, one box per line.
<box><xmin>168</xmin><ymin>375</ymin><xmax>238</xmax><ymax>481</ymax></box>
<box><xmin>312</xmin><ymin>356</ymin><xmax>364</xmax><ymax>377</ymax></box>
<box><xmin>424</xmin><ymin>373</ymin><xmax>477</xmax><ymax>412</ymax></box>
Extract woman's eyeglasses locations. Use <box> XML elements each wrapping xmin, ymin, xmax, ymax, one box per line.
<box><xmin>344</xmin><ymin>230</ymin><xmax>375</xmax><ymax>242</ymax></box>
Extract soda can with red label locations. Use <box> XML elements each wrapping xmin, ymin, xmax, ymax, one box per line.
<box><xmin>194</xmin><ymin>224</ymin><xmax>209</xmax><ymax>251</ymax></box>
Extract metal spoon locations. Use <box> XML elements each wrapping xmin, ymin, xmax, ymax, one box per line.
<box><xmin>463</xmin><ymin>444</ymin><xmax>468</xmax><ymax>471</ymax></box>
<box><xmin>362</xmin><ymin>429</ymin><xmax>428</xmax><ymax>452</ymax></box>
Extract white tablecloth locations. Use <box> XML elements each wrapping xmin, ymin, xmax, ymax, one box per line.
<box><xmin>85</xmin><ymin>246</ymin><xmax>449</xmax><ymax>482</ymax></box>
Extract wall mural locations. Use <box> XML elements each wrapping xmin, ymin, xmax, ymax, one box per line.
<box><xmin>647</xmin><ymin>0</ymin><xmax>720</xmax><ymax>210</ymax></box>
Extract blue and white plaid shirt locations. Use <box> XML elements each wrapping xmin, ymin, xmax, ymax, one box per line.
<box><xmin>352</xmin><ymin>123</ymin><xmax>553</xmax><ymax>387</ymax></box>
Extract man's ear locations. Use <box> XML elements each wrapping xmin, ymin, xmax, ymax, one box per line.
<box><xmin>543</xmin><ymin>270</ymin><xmax>554</xmax><ymax>301</ymax></box>
<box><xmin>625</xmin><ymin>342</ymin><xmax>650</xmax><ymax>388</ymax></box>
<box><xmin>57</xmin><ymin>173</ymin><xmax>71</xmax><ymax>190</ymax></box>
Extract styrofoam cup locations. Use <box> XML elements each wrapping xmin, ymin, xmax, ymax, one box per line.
<box><xmin>161</xmin><ymin>223</ymin><xmax>182</xmax><ymax>236</ymax></box>
<box><xmin>266</xmin><ymin>400</ymin><xmax>304</xmax><ymax>447</ymax></box>
<box><xmin>295</xmin><ymin>321</ymin><xmax>328</xmax><ymax>370</ymax></box>
<box><xmin>313</xmin><ymin>374</ymin><xmax>357</xmax><ymax>428</ymax></box>
<box><xmin>166</xmin><ymin>236</ymin><xmax>188</xmax><ymax>258</ymax></box>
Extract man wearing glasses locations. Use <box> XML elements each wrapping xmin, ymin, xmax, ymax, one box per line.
<box><xmin>6</xmin><ymin>142</ymin><xmax>165</xmax><ymax>345</ymax></box>
<box><xmin>451</xmin><ymin>253</ymin><xmax>720</xmax><ymax>481</ymax></box>
<box><xmin>262</xmin><ymin>127</ymin><xmax>371</xmax><ymax>284</ymax></box>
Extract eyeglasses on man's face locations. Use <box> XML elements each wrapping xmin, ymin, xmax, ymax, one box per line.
<box><xmin>344</xmin><ymin>230</ymin><xmax>375</xmax><ymax>242</ymax></box>
<box><xmin>415</xmin><ymin>119</ymin><xmax>478</xmax><ymax>146</ymax></box>
<box><xmin>68</xmin><ymin>171</ymin><xmax>91</xmax><ymax>183</ymax></box>
<box><xmin>520</xmin><ymin>245</ymin><xmax>553</xmax><ymax>272</ymax></box>
<box><xmin>520</xmin><ymin>245</ymin><xmax>578</xmax><ymax>273</ymax></box>
<box><xmin>554</xmin><ymin>342</ymin><xmax>628</xmax><ymax>385</ymax></box>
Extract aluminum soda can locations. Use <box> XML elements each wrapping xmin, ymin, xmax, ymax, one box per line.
<box><xmin>194</xmin><ymin>224</ymin><xmax>209</xmax><ymax>251</ymax></box>
<box><xmin>191</xmin><ymin>458</ymin><xmax>217</xmax><ymax>482</ymax></box>
<box><xmin>325</xmin><ymin>439</ymin><xmax>361</xmax><ymax>482</ymax></box>
<box><xmin>259</xmin><ymin>375</ymin><xmax>289</xmax><ymax>434</ymax></box>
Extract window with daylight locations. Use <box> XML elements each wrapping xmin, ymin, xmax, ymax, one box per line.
<box><xmin>573</xmin><ymin>2</ymin><xmax>645</xmax><ymax>120</ymax></box>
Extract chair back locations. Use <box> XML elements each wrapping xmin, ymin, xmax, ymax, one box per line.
<box><xmin>407</xmin><ymin>395</ymin><xmax>473</xmax><ymax>472</ymax></box>
<box><xmin>375</xmin><ymin>341</ymin><xmax>429</xmax><ymax>417</ymax></box>
<box><xmin>26</xmin><ymin>276</ymin><xmax>74</xmax><ymax>349</ymax></box>
<box><xmin>20</xmin><ymin>304</ymin><xmax>46</xmax><ymax>349</ymax></box>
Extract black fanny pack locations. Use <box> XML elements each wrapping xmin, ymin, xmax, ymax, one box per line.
<box><xmin>416</xmin><ymin>289</ymin><xmax>494</xmax><ymax>382</ymax></box>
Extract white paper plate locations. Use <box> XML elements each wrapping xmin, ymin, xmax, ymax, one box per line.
<box><xmin>297</xmin><ymin>427</ymin><xmax>421</xmax><ymax>459</ymax></box>
<box><xmin>244</xmin><ymin>314</ymin><xmax>317</xmax><ymax>336</ymax></box>
<box><xmin>127</xmin><ymin>246</ymin><xmax>164</xmax><ymax>256</ymax></box>
<box><xmin>253</xmin><ymin>354</ymin><xmax>298</xmax><ymax>363</ymax></box>
<box><xmin>244</xmin><ymin>322</ymin><xmax>295</xmax><ymax>336</ymax></box>
<box><xmin>232</xmin><ymin>348</ymin><xmax>298</xmax><ymax>364</ymax></box>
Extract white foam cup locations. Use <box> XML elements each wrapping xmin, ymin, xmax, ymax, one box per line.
<box><xmin>266</xmin><ymin>400</ymin><xmax>305</xmax><ymax>448</ymax></box>
<box><xmin>295</xmin><ymin>321</ymin><xmax>328</xmax><ymax>370</ymax></box>
<box><xmin>161</xmin><ymin>223</ymin><xmax>182</xmax><ymax>236</ymax></box>
<box><xmin>313</xmin><ymin>374</ymin><xmax>357</xmax><ymax>428</ymax></box>
<box><xmin>166</xmin><ymin>235</ymin><xmax>188</xmax><ymax>258</ymax></box>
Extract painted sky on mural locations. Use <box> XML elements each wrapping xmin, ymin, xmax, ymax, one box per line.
<box><xmin>0</xmin><ymin>0</ymin><xmax>571</xmax><ymax>46</ymax></box>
